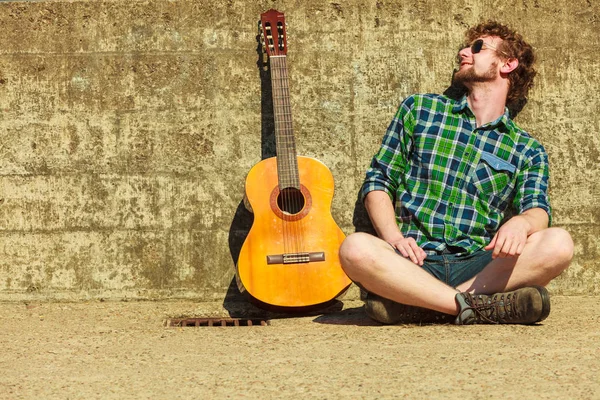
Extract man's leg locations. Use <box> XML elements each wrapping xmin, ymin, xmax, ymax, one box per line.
<box><xmin>456</xmin><ymin>227</ymin><xmax>573</xmax><ymax>294</ymax></box>
<box><xmin>449</xmin><ymin>227</ymin><xmax>573</xmax><ymax>324</ymax></box>
<box><xmin>339</xmin><ymin>232</ymin><xmax>460</xmax><ymax>315</ymax></box>
<box><xmin>340</xmin><ymin>228</ymin><xmax>573</xmax><ymax>324</ymax></box>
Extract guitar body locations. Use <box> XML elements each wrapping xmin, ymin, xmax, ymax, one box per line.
<box><xmin>237</xmin><ymin>156</ymin><xmax>350</xmax><ymax>308</ymax></box>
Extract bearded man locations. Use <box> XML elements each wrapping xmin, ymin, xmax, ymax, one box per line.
<box><xmin>339</xmin><ymin>21</ymin><xmax>573</xmax><ymax>325</ymax></box>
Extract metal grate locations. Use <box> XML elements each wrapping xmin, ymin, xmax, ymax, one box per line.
<box><xmin>165</xmin><ymin>318</ymin><xmax>269</xmax><ymax>327</ymax></box>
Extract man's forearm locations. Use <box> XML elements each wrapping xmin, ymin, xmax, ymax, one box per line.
<box><xmin>364</xmin><ymin>190</ymin><xmax>403</xmax><ymax>242</ymax></box>
<box><xmin>519</xmin><ymin>207</ymin><xmax>550</xmax><ymax>236</ymax></box>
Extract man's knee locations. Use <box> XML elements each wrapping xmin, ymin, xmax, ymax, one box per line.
<box><xmin>545</xmin><ymin>227</ymin><xmax>574</xmax><ymax>265</ymax></box>
<box><xmin>528</xmin><ymin>227</ymin><xmax>574</xmax><ymax>279</ymax></box>
<box><xmin>339</xmin><ymin>232</ymin><xmax>374</xmax><ymax>268</ymax></box>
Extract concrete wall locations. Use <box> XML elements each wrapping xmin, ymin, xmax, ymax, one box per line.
<box><xmin>0</xmin><ymin>0</ymin><xmax>598</xmax><ymax>301</ymax></box>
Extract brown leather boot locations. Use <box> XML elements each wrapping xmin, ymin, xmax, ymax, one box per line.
<box><xmin>454</xmin><ymin>286</ymin><xmax>551</xmax><ymax>325</ymax></box>
<box><xmin>364</xmin><ymin>292</ymin><xmax>454</xmax><ymax>324</ymax></box>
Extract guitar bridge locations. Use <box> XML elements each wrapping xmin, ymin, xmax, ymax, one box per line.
<box><xmin>267</xmin><ymin>252</ymin><xmax>325</xmax><ymax>265</ymax></box>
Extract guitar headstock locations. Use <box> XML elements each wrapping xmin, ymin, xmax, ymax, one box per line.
<box><xmin>259</xmin><ymin>9</ymin><xmax>287</xmax><ymax>57</ymax></box>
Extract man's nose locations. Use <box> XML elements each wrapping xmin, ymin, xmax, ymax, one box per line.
<box><xmin>458</xmin><ymin>46</ymin><xmax>471</xmax><ymax>58</ymax></box>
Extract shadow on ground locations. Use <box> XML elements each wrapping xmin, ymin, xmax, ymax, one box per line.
<box><xmin>312</xmin><ymin>306</ymin><xmax>381</xmax><ymax>326</ymax></box>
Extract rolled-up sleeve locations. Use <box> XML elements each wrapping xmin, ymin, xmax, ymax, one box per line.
<box><xmin>360</xmin><ymin>96</ymin><xmax>416</xmax><ymax>203</ymax></box>
<box><xmin>513</xmin><ymin>144</ymin><xmax>552</xmax><ymax>224</ymax></box>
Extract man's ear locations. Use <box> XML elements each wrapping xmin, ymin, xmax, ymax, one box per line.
<box><xmin>500</xmin><ymin>58</ymin><xmax>519</xmax><ymax>74</ymax></box>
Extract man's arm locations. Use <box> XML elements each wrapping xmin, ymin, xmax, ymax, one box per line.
<box><xmin>361</xmin><ymin>96</ymin><xmax>425</xmax><ymax>264</ymax></box>
<box><xmin>487</xmin><ymin>140</ymin><xmax>552</xmax><ymax>259</ymax></box>
<box><xmin>484</xmin><ymin>207</ymin><xmax>549</xmax><ymax>259</ymax></box>
<box><xmin>365</xmin><ymin>190</ymin><xmax>426</xmax><ymax>266</ymax></box>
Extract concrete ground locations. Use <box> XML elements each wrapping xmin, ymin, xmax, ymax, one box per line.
<box><xmin>1</xmin><ymin>295</ymin><xmax>599</xmax><ymax>399</ymax></box>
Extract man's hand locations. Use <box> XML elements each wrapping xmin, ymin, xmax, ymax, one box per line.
<box><xmin>390</xmin><ymin>237</ymin><xmax>427</xmax><ymax>266</ymax></box>
<box><xmin>484</xmin><ymin>215</ymin><xmax>531</xmax><ymax>259</ymax></box>
<box><xmin>364</xmin><ymin>190</ymin><xmax>427</xmax><ymax>266</ymax></box>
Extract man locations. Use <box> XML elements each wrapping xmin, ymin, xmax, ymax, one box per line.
<box><xmin>339</xmin><ymin>21</ymin><xmax>573</xmax><ymax>325</ymax></box>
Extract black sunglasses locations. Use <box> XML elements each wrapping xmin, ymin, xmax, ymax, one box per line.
<box><xmin>470</xmin><ymin>39</ymin><xmax>510</xmax><ymax>57</ymax></box>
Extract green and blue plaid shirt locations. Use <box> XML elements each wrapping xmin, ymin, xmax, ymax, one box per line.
<box><xmin>361</xmin><ymin>94</ymin><xmax>551</xmax><ymax>254</ymax></box>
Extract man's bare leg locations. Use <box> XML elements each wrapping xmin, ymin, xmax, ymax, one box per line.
<box><xmin>339</xmin><ymin>232</ymin><xmax>460</xmax><ymax>315</ymax></box>
<box><xmin>457</xmin><ymin>227</ymin><xmax>573</xmax><ymax>294</ymax></box>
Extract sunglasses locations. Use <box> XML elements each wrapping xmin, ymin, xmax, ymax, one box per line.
<box><xmin>470</xmin><ymin>39</ymin><xmax>510</xmax><ymax>57</ymax></box>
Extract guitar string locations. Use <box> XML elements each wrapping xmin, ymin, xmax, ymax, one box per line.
<box><xmin>282</xmin><ymin>56</ymin><xmax>300</xmax><ymax>257</ymax></box>
<box><xmin>277</xmin><ymin>56</ymin><xmax>298</xmax><ymax>256</ymax></box>
<box><xmin>272</xmin><ymin>57</ymin><xmax>286</xmax><ymax>255</ymax></box>
<box><xmin>272</xmin><ymin>56</ymin><xmax>303</xmax><ymax>257</ymax></box>
<box><xmin>282</xmin><ymin>56</ymin><xmax>303</xmax><ymax>257</ymax></box>
<box><xmin>272</xmin><ymin>57</ymin><xmax>290</xmax><ymax>255</ymax></box>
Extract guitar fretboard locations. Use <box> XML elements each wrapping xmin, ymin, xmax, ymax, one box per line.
<box><xmin>270</xmin><ymin>56</ymin><xmax>300</xmax><ymax>189</ymax></box>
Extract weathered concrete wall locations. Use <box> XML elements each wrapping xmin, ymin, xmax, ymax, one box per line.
<box><xmin>0</xmin><ymin>0</ymin><xmax>598</xmax><ymax>301</ymax></box>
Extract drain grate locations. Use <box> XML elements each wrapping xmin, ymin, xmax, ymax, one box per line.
<box><xmin>165</xmin><ymin>317</ymin><xmax>269</xmax><ymax>327</ymax></box>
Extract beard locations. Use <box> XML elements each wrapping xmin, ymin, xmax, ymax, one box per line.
<box><xmin>453</xmin><ymin>61</ymin><xmax>498</xmax><ymax>85</ymax></box>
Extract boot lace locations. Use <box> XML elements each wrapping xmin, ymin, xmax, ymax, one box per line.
<box><xmin>462</xmin><ymin>292</ymin><xmax>518</xmax><ymax>324</ymax></box>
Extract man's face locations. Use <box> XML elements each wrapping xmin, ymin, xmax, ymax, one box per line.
<box><xmin>453</xmin><ymin>36</ymin><xmax>503</xmax><ymax>85</ymax></box>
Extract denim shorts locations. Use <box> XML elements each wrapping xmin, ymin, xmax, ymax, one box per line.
<box><xmin>394</xmin><ymin>247</ymin><xmax>493</xmax><ymax>288</ymax></box>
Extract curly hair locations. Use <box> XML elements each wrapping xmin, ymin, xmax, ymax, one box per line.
<box><xmin>464</xmin><ymin>21</ymin><xmax>537</xmax><ymax>107</ymax></box>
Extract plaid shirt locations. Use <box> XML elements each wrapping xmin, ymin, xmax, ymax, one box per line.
<box><xmin>361</xmin><ymin>94</ymin><xmax>551</xmax><ymax>254</ymax></box>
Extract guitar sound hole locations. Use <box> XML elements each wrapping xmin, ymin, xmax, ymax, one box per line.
<box><xmin>277</xmin><ymin>188</ymin><xmax>305</xmax><ymax>215</ymax></box>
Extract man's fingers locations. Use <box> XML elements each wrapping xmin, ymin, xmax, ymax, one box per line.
<box><xmin>406</xmin><ymin>241</ymin><xmax>426</xmax><ymax>265</ymax></box>
<box><xmin>516</xmin><ymin>241</ymin><xmax>526</xmax><ymax>255</ymax></box>
<box><xmin>394</xmin><ymin>240</ymin><xmax>424</xmax><ymax>266</ymax></box>
<box><xmin>509</xmin><ymin>240</ymin><xmax>521</xmax><ymax>257</ymax></box>
<box><xmin>487</xmin><ymin>223</ymin><xmax>528</xmax><ymax>259</ymax></box>
<box><xmin>485</xmin><ymin>236</ymin><xmax>497</xmax><ymax>251</ymax></box>
<box><xmin>416</xmin><ymin>246</ymin><xmax>427</xmax><ymax>265</ymax></box>
<box><xmin>419</xmin><ymin>248</ymin><xmax>427</xmax><ymax>263</ymax></box>
<box><xmin>497</xmin><ymin>236</ymin><xmax>523</xmax><ymax>258</ymax></box>
<box><xmin>493</xmin><ymin>236</ymin><xmax>508</xmax><ymax>258</ymax></box>
<box><xmin>395</xmin><ymin>243</ymin><xmax>413</xmax><ymax>259</ymax></box>
<box><xmin>404</xmin><ymin>245</ymin><xmax>419</xmax><ymax>265</ymax></box>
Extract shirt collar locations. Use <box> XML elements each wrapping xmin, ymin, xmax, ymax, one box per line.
<box><xmin>452</xmin><ymin>95</ymin><xmax>511</xmax><ymax>129</ymax></box>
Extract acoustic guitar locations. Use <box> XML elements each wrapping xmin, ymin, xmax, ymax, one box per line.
<box><xmin>236</xmin><ymin>9</ymin><xmax>351</xmax><ymax>308</ymax></box>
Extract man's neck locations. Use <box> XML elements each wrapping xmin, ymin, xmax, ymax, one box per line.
<box><xmin>465</xmin><ymin>83</ymin><xmax>508</xmax><ymax>127</ymax></box>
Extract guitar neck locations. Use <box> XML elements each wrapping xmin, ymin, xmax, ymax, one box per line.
<box><xmin>270</xmin><ymin>56</ymin><xmax>300</xmax><ymax>189</ymax></box>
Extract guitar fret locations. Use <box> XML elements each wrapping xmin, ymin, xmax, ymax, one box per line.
<box><xmin>269</xmin><ymin>55</ymin><xmax>301</xmax><ymax>188</ymax></box>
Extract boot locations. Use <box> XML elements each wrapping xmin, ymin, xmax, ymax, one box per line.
<box><xmin>364</xmin><ymin>292</ymin><xmax>454</xmax><ymax>325</ymax></box>
<box><xmin>454</xmin><ymin>286</ymin><xmax>551</xmax><ymax>325</ymax></box>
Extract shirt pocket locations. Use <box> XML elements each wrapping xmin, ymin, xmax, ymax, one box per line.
<box><xmin>469</xmin><ymin>152</ymin><xmax>516</xmax><ymax>209</ymax></box>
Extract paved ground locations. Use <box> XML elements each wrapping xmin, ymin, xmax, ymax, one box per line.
<box><xmin>1</xmin><ymin>295</ymin><xmax>599</xmax><ymax>399</ymax></box>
